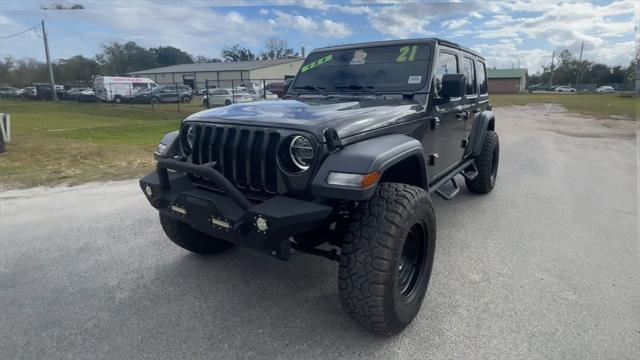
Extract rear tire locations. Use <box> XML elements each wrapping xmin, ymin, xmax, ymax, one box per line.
<box><xmin>159</xmin><ymin>213</ymin><xmax>234</xmax><ymax>254</ymax></box>
<box><xmin>150</xmin><ymin>97</ymin><xmax>160</xmax><ymax>105</ymax></box>
<box><xmin>339</xmin><ymin>183</ymin><xmax>436</xmax><ymax>335</ymax></box>
<box><xmin>224</xmin><ymin>99</ymin><xmax>231</xmax><ymax>106</ymax></box>
<box><xmin>466</xmin><ymin>130</ymin><xmax>499</xmax><ymax>194</ymax></box>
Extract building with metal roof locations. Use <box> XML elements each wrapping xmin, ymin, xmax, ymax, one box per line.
<box><xmin>487</xmin><ymin>68</ymin><xmax>528</xmax><ymax>94</ymax></box>
<box><xmin>128</xmin><ymin>58</ymin><xmax>304</xmax><ymax>89</ymax></box>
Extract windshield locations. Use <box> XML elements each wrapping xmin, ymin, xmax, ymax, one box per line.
<box><xmin>290</xmin><ymin>44</ymin><xmax>431</xmax><ymax>94</ymax></box>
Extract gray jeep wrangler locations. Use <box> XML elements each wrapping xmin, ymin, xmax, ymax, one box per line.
<box><xmin>140</xmin><ymin>38</ymin><xmax>499</xmax><ymax>335</ymax></box>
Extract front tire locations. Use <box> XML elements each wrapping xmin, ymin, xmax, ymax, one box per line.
<box><xmin>159</xmin><ymin>214</ymin><xmax>234</xmax><ymax>254</ymax></box>
<box><xmin>466</xmin><ymin>131</ymin><xmax>499</xmax><ymax>194</ymax></box>
<box><xmin>339</xmin><ymin>183</ymin><xmax>436</xmax><ymax>335</ymax></box>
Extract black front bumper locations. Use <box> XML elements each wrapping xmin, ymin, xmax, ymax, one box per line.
<box><xmin>140</xmin><ymin>159</ymin><xmax>332</xmax><ymax>258</ymax></box>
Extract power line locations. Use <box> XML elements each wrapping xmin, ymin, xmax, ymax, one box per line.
<box><xmin>0</xmin><ymin>24</ymin><xmax>40</xmax><ymax>40</ymax></box>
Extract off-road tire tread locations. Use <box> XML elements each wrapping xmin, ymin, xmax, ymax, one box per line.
<box><xmin>159</xmin><ymin>213</ymin><xmax>234</xmax><ymax>254</ymax></box>
<box><xmin>466</xmin><ymin>130</ymin><xmax>499</xmax><ymax>194</ymax></box>
<box><xmin>338</xmin><ymin>182</ymin><xmax>434</xmax><ymax>335</ymax></box>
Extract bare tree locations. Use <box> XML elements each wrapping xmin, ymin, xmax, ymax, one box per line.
<box><xmin>260</xmin><ymin>38</ymin><xmax>298</xmax><ymax>60</ymax></box>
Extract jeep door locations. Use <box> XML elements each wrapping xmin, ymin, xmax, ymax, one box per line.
<box><xmin>464</xmin><ymin>58</ymin><xmax>490</xmax><ymax>157</ymax></box>
<box><xmin>460</xmin><ymin>55</ymin><xmax>480</xmax><ymax>158</ymax></box>
<box><xmin>426</xmin><ymin>49</ymin><xmax>467</xmax><ymax>179</ymax></box>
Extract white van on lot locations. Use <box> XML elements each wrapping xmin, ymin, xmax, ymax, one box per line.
<box><xmin>94</xmin><ymin>76</ymin><xmax>157</xmax><ymax>102</ymax></box>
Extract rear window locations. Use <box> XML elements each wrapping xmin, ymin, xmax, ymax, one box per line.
<box><xmin>477</xmin><ymin>61</ymin><xmax>488</xmax><ymax>94</ymax></box>
<box><xmin>462</xmin><ymin>57</ymin><xmax>477</xmax><ymax>95</ymax></box>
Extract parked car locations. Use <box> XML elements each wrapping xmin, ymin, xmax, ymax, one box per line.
<box><xmin>34</xmin><ymin>84</ymin><xmax>64</xmax><ymax>100</ymax></box>
<box><xmin>22</xmin><ymin>86</ymin><xmax>37</xmax><ymax>98</ymax></box>
<box><xmin>61</xmin><ymin>87</ymin><xmax>92</xmax><ymax>101</ymax></box>
<box><xmin>247</xmin><ymin>89</ymin><xmax>279</xmax><ymax>100</ymax></box>
<box><xmin>528</xmin><ymin>84</ymin><xmax>551</xmax><ymax>92</ymax></box>
<box><xmin>595</xmin><ymin>85</ymin><xmax>615</xmax><ymax>93</ymax></box>
<box><xmin>554</xmin><ymin>86</ymin><xmax>576</xmax><ymax>92</ymax></box>
<box><xmin>94</xmin><ymin>76</ymin><xmax>157</xmax><ymax>103</ymax></box>
<box><xmin>0</xmin><ymin>86</ymin><xmax>22</xmax><ymax>97</ymax></box>
<box><xmin>202</xmin><ymin>88</ymin><xmax>253</xmax><ymax>107</ymax></box>
<box><xmin>141</xmin><ymin>38</ymin><xmax>500</xmax><ymax>335</ymax></box>
<box><xmin>125</xmin><ymin>85</ymin><xmax>193</xmax><ymax>104</ymax></box>
<box><xmin>76</xmin><ymin>89</ymin><xmax>98</xmax><ymax>102</ymax></box>
<box><xmin>265</xmin><ymin>79</ymin><xmax>294</xmax><ymax>98</ymax></box>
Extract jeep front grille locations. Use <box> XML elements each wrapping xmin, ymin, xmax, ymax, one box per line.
<box><xmin>188</xmin><ymin>124</ymin><xmax>281</xmax><ymax>194</ymax></box>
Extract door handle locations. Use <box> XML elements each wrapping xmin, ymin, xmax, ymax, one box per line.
<box><xmin>455</xmin><ymin>111</ymin><xmax>468</xmax><ymax>120</ymax></box>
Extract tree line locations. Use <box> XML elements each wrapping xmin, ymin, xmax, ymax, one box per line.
<box><xmin>529</xmin><ymin>49</ymin><xmax>637</xmax><ymax>86</ymax></box>
<box><xmin>0</xmin><ymin>37</ymin><xmax>299</xmax><ymax>87</ymax></box>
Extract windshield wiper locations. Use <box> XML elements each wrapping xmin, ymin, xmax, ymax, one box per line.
<box><xmin>335</xmin><ymin>84</ymin><xmax>378</xmax><ymax>95</ymax></box>
<box><xmin>293</xmin><ymin>85</ymin><xmax>327</xmax><ymax>95</ymax></box>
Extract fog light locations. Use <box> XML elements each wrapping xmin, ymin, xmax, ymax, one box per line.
<box><xmin>144</xmin><ymin>185</ymin><xmax>153</xmax><ymax>196</ymax></box>
<box><xmin>326</xmin><ymin>171</ymin><xmax>380</xmax><ymax>188</ymax></box>
<box><xmin>256</xmin><ymin>216</ymin><xmax>268</xmax><ymax>232</ymax></box>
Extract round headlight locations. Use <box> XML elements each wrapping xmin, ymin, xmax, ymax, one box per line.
<box><xmin>185</xmin><ymin>124</ymin><xmax>196</xmax><ymax>150</ymax></box>
<box><xmin>289</xmin><ymin>135</ymin><xmax>313</xmax><ymax>171</ymax></box>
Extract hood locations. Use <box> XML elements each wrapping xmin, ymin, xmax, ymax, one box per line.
<box><xmin>185</xmin><ymin>98</ymin><xmax>423</xmax><ymax>142</ymax></box>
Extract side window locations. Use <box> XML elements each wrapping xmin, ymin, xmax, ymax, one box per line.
<box><xmin>477</xmin><ymin>61</ymin><xmax>488</xmax><ymax>94</ymax></box>
<box><xmin>462</xmin><ymin>57</ymin><xmax>477</xmax><ymax>95</ymax></box>
<box><xmin>434</xmin><ymin>52</ymin><xmax>458</xmax><ymax>97</ymax></box>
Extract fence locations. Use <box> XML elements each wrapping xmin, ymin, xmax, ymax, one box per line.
<box><xmin>5</xmin><ymin>78</ymin><xmax>291</xmax><ymax>113</ymax></box>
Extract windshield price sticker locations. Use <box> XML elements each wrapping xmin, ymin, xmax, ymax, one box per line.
<box><xmin>396</xmin><ymin>45</ymin><xmax>419</xmax><ymax>62</ymax></box>
<box><xmin>408</xmin><ymin>76</ymin><xmax>422</xmax><ymax>84</ymax></box>
<box><xmin>350</xmin><ymin>49</ymin><xmax>368</xmax><ymax>65</ymax></box>
<box><xmin>301</xmin><ymin>54</ymin><xmax>333</xmax><ymax>73</ymax></box>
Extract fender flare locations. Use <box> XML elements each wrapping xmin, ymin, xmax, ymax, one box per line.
<box><xmin>311</xmin><ymin>134</ymin><xmax>427</xmax><ymax>201</ymax></box>
<box><xmin>471</xmin><ymin>110</ymin><xmax>495</xmax><ymax>157</ymax></box>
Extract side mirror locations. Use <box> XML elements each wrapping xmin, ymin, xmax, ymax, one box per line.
<box><xmin>440</xmin><ymin>73</ymin><xmax>466</xmax><ymax>99</ymax></box>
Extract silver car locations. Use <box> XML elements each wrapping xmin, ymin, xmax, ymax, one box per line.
<box><xmin>595</xmin><ymin>86</ymin><xmax>615</xmax><ymax>93</ymax></box>
<box><xmin>202</xmin><ymin>88</ymin><xmax>253</xmax><ymax>107</ymax></box>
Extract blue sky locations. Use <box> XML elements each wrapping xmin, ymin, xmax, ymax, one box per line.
<box><xmin>0</xmin><ymin>0</ymin><xmax>636</xmax><ymax>73</ymax></box>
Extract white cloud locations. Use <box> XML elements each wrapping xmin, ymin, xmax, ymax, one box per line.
<box><xmin>441</xmin><ymin>19</ymin><xmax>468</xmax><ymax>30</ymax></box>
<box><xmin>366</xmin><ymin>1</ymin><xmax>483</xmax><ymax>38</ymax></box>
<box><xmin>475</xmin><ymin>1</ymin><xmax>634</xmax><ymax>51</ymax></box>
<box><xmin>271</xmin><ymin>10</ymin><xmax>352</xmax><ymax>38</ymax></box>
<box><xmin>259</xmin><ymin>8</ymin><xmax>269</xmax><ymax>15</ymax></box>
<box><xmin>472</xmin><ymin>42</ymin><xmax>551</xmax><ymax>73</ymax></box>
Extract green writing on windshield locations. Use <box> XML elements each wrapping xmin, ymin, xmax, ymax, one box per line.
<box><xmin>396</xmin><ymin>45</ymin><xmax>418</xmax><ymax>62</ymax></box>
<box><xmin>301</xmin><ymin>54</ymin><xmax>333</xmax><ymax>73</ymax></box>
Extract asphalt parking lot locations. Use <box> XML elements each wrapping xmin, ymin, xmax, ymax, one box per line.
<box><xmin>1</xmin><ymin>104</ymin><xmax>638</xmax><ymax>360</ymax></box>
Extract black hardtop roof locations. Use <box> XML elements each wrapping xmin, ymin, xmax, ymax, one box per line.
<box><xmin>311</xmin><ymin>38</ymin><xmax>484</xmax><ymax>60</ymax></box>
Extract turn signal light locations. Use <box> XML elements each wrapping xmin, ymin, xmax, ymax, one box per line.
<box><xmin>360</xmin><ymin>171</ymin><xmax>381</xmax><ymax>188</ymax></box>
<box><xmin>326</xmin><ymin>171</ymin><xmax>381</xmax><ymax>188</ymax></box>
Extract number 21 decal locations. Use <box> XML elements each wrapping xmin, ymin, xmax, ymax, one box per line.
<box><xmin>396</xmin><ymin>46</ymin><xmax>418</xmax><ymax>62</ymax></box>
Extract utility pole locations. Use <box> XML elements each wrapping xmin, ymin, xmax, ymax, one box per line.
<box><xmin>575</xmin><ymin>41</ymin><xmax>584</xmax><ymax>87</ymax></box>
<box><xmin>41</xmin><ymin>20</ymin><xmax>58</xmax><ymax>101</ymax></box>
<box><xmin>549</xmin><ymin>51</ymin><xmax>555</xmax><ymax>87</ymax></box>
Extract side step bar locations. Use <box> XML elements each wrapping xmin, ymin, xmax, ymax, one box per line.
<box><xmin>429</xmin><ymin>159</ymin><xmax>476</xmax><ymax>201</ymax></box>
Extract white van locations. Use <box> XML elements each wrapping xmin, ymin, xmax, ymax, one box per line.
<box><xmin>94</xmin><ymin>76</ymin><xmax>157</xmax><ymax>102</ymax></box>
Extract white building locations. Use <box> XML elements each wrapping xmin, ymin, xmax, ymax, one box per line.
<box><xmin>127</xmin><ymin>58</ymin><xmax>304</xmax><ymax>89</ymax></box>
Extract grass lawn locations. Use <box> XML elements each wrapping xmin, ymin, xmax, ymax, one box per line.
<box><xmin>0</xmin><ymin>100</ymin><xmax>205</xmax><ymax>188</ymax></box>
<box><xmin>490</xmin><ymin>93</ymin><xmax>637</xmax><ymax>120</ymax></box>
<box><xmin>0</xmin><ymin>93</ymin><xmax>636</xmax><ymax>189</ymax></box>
